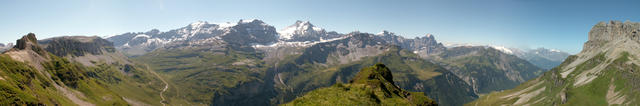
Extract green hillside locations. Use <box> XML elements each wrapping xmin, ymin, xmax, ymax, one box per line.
<box><xmin>283</xmin><ymin>63</ymin><xmax>437</xmax><ymax>106</ymax></box>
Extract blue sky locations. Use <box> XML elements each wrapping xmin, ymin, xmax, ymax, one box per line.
<box><xmin>1</xmin><ymin>0</ymin><xmax>639</xmax><ymax>54</ymax></box>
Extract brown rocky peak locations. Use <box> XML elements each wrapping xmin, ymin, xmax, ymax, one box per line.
<box><xmin>12</xmin><ymin>33</ymin><xmax>47</xmax><ymax>55</ymax></box>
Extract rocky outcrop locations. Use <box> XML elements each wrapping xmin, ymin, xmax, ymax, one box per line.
<box><xmin>11</xmin><ymin>33</ymin><xmax>48</xmax><ymax>55</ymax></box>
<box><xmin>583</xmin><ymin>21</ymin><xmax>640</xmax><ymax>52</ymax></box>
<box><xmin>295</xmin><ymin>32</ymin><xmax>391</xmax><ymax>64</ymax></box>
<box><xmin>4</xmin><ymin>33</ymin><xmax>51</xmax><ymax>70</ymax></box>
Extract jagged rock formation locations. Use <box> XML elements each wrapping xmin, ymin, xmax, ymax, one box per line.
<box><xmin>468</xmin><ymin>21</ymin><xmax>640</xmax><ymax>105</ymax></box>
<box><xmin>4</xmin><ymin>33</ymin><xmax>51</xmax><ymax>70</ymax></box>
<box><xmin>278</xmin><ymin>20</ymin><xmax>343</xmax><ymax>42</ymax></box>
<box><xmin>283</xmin><ymin>63</ymin><xmax>437</xmax><ymax>106</ymax></box>
<box><xmin>377</xmin><ymin>31</ymin><xmax>446</xmax><ymax>57</ymax></box>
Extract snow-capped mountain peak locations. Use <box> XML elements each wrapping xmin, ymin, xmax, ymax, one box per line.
<box><xmin>488</xmin><ymin>45</ymin><xmax>514</xmax><ymax>54</ymax></box>
<box><xmin>376</xmin><ymin>30</ymin><xmax>394</xmax><ymax>36</ymax></box>
<box><xmin>278</xmin><ymin>20</ymin><xmax>325</xmax><ymax>40</ymax></box>
<box><xmin>240</xmin><ymin>19</ymin><xmax>259</xmax><ymax>23</ymax></box>
<box><xmin>190</xmin><ymin>21</ymin><xmax>209</xmax><ymax>28</ymax></box>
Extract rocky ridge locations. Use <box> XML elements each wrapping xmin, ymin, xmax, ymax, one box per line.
<box><xmin>468</xmin><ymin>20</ymin><xmax>640</xmax><ymax>105</ymax></box>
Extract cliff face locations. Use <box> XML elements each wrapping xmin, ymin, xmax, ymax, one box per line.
<box><xmin>583</xmin><ymin>21</ymin><xmax>640</xmax><ymax>52</ymax></box>
<box><xmin>38</xmin><ymin>36</ymin><xmax>116</xmax><ymax>57</ymax></box>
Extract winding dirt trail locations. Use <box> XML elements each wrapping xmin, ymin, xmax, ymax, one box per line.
<box><xmin>147</xmin><ymin>65</ymin><xmax>169</xmax><ymax>106</ymax></box>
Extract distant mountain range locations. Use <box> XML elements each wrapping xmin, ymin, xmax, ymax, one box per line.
<box><xmin>104</xmin><ymin>19</ymin><xmax>553</xmax><ymax>105</ymax></box>
<box><xmin>0</xmin><ymin>19</ymin><xmax>571</xmax><ymax>106</ymax></box>
<box><xmin>445</xmin><ymin>43</ymin><xmax>571</xmax><ymax>69</ymax></box>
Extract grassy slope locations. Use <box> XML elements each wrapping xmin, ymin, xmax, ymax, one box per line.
<box><xmin>0</xmin><ymin>54</ymin><xmax>74</xmax><ymax>105</ymax></box>
<box><xmin>467</xmin><ymin>52</ymin><xmax>640</xmax><ymax>105</ymax></box>
<box><xmin>132</xmin><ymin>48</ymin><xmax>269</xmax><ymax>105</ymax></box>
<box><xmin>0</xmin><ymin>51</ymin><xmax>166</xmax><ymax>105</ymax></box>
<box><xmin>42</xmin><ymin>54</ymin><xmax>131</xmax><ymax>105</ymax></box>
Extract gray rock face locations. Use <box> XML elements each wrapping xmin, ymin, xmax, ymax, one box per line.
<box><xmin>584</xmin><ymin>21</ymin><xmax>640</xmax><ymax>52</ymax></box>
<box><xmin>295</xmin><ymin>32</ymin><xmax>391</xmax><ymax>64</ymax></box>
<box><xmin>38</xmin><ymin>36</ymin><xmax>116</xmax><ymax>57</ymax></box>
<box><xmin>221</xmin><ymin>19</ymin><xmax>279</xmax><ymax>50</ymax></box>
<box><xmin>377</xmin><ymin>31</ymin><xmax>446</xmax><ymax>57</ymax></box>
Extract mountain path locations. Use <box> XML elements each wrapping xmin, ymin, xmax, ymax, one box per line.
<box><xmin>147</xmin><ymin>65</ymin><xmax>169</xmax><ymax>106</ymax></box>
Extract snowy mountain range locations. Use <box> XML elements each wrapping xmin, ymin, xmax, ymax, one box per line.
<box><xmin>107</xmin><ymin>19</ymin><xmax>348</xmax><ymax>56</ymax></box>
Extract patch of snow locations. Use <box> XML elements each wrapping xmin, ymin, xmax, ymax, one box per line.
<box><xmin>240</xmin><ymin>19</ymin><xmax>258</xmax><ymax>23</ymax></box>
<box><xmin>277</xmin><ymin>21</ymin><xmax>324</xmax><ymax>40</ymax></box>
<box><xmin>254</xmin><ymin>35</ymin><xmax>347</xmax><ymax>48</ymax></box>
<box><xmin>133</xmin><ymin>34</ymin><xmax>151</xmax><ymax>39</ymax></box>
<box><xmin>490</xmin><ymin>45</ymin><xmax>514</xmax><ymax>54</ymax></box>
<box><xmin>278</xmin><ymin>26</ymin><xmax>297</xmax><ymax>40</ymax></box>
<box><xmin>190</xmin><ymin>21</ymin><xmax>208</xmax><ymax>28</ymax></box>
<box><xmin>442</xmin><ymin>42</ymin><xmax>485</xmax><ymax>48</ymax></box>
<box><xmin>102</xmin><ymin>34</ymin><xmax>117</xmax><ymax>39</ymax></box>
<box><xmin>218</xmin><ymin>22</ymin><xmax>237</xmax><ymax>29</ymax></box>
